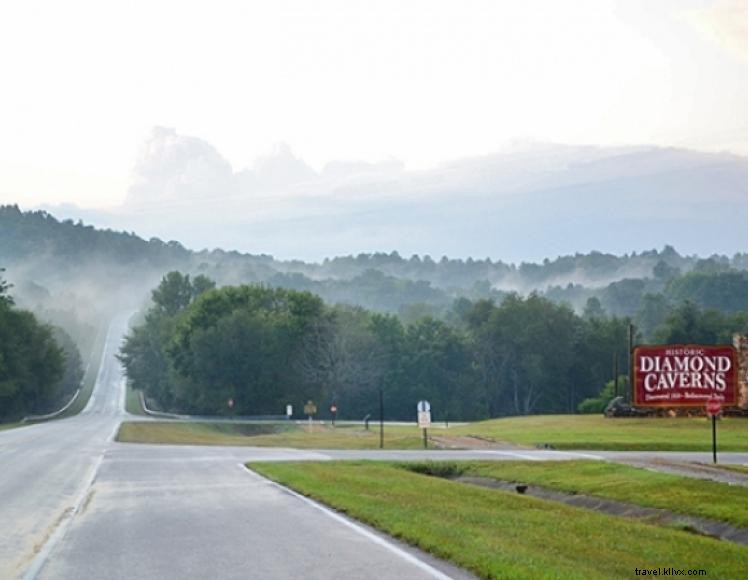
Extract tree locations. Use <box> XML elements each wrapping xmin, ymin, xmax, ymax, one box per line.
<box><xmin>151</xmin><ymin>272</ymin><xmax>194</xmax><ymax>316</ymax></box>
<box><xmin>0</xmin><ymin>303</ymin><xmax>63</xmax><ymax>419</ymax></box>
<box><xmin>0</xmin><ymin>268</ymin><xmax>12</xmax><ymax>306</ymax></box>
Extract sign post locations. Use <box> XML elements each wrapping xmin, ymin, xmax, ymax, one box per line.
<box><xmin>303</xmin><ymin>400</ymin><xmax>317</xmax><ymax>431</ymax></box>
<box><xmin>330</xmin><ymin>404</ymin><xmax>338</xmax><ymax>427</ymax></box>
<box><xmin>706</xmin><ymin>396</ymin><xmax>721</xmax><ymax>464</ymax></box>
<box><xmin>417</xmin><ymin>400</ymin><xmax>431</xmax><ymax>449</ymax></box>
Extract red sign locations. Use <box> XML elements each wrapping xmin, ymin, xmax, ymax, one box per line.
<box><xmin>633</xmin><ymin>345</ymin><xmax>737</xmax><ymax>408</ymax></box>
<box><xmin>330</xmin><ymin>405</ymin><xmax>337</xmax><ymax>414</ymax></box>
<box><xmin>706</xmin><ymin>397</ymin><xmax>722</xmax><ymax>416</ymax></box>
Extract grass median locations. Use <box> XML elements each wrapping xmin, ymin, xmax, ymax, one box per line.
<box><xmin>250</xmin><ymin>461</ymin><xmax>748</xmax><ymax>579</ymax></box>
<box><xmin>117</xmin><ymin>413</ymin><xmax>748</xmax><ymax>451</ymax></box>
<box><xmin>410</xmin><ymin>459</ymin><xmax>748</xmax><ymax>528</ymax></box>
<box><xmin>117</xmin><ymin>420</ymin><xmax>426</xmax><ymax>448</ymax></box>
<box><xmin>453</xmin><ymin>414</ymin><xmax>748</xmax><ymax>451</ymax></box>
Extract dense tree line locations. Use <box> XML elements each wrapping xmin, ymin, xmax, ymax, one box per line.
<box><xmin>120</xmin><ymin>273</ymin><xmax>639</xmax><ymax>420</ymax></box>
<box><xmin>0</xmin><ymin>269</ymin><xmax>82</xmax><ymax>421</ymax></box>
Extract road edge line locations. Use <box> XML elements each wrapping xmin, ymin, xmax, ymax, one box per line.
<box><xmin>239</xmin><ymin>463</ymin><xmax>461</xmax><ymax>580</ymax></box>
<box><xmin>21</xmin><ymin>452</ymin><xmax>106</xmax><ymax>580</ymax></box>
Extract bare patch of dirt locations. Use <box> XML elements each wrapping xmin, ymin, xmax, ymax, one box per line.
<box><xmin>430</xmin><ymin>435</ymin><xmax>527</xmax><ymax>450</ymax></box>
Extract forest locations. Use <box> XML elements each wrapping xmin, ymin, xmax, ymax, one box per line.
<box><xmin>119</xmin><ymin>272</ymin><xmax>748</xmax><ymax>421</ymax></box>
<box><xmin>5</xmin><ymin>205</ymin><xmax>748</xmax><ymax>421</ymax></box>
<box><xmin>0</xmin><ymin>269</ymin><xmax>82</xmax><ymax>420</ymax></box>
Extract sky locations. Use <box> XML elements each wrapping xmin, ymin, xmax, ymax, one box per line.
<box><xmin>0</xmin><ymin>0</ymin><xmax>747</xmax><ymax>210</ymax></box>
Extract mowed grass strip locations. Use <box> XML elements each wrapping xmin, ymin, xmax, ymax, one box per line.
<box><xmin>250</xmin><ymin>462</ymin><xmax>748</xmax><ymax>580</ymax></box>
<box><xmin>117</xmin><ymin>421</ymin><xmax>426</xmax><ymax>448</ymax></box>
<box><xmin>455</xmin><ymin>414</ymin><xmax>748</xmax><ymax>451</ymax></box>
<box><xmin>416</xmin><ymin>460</ymin><xmax>748</xmax><ymax>528</ymax></box>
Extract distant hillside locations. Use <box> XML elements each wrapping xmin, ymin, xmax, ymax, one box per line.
<box><xmin>3</xmin><ymin>204</ymin><xmax>748</xmax><ymax>324</ymax></box>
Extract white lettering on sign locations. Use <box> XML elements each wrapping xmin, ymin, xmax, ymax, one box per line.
<box><xmin>639</xmin><ymin>355</ymin><xmax>732</xmax><ymax>393</ymax></box>
<box><xmin>418</xmin><ymin>411</ymin><xmax>431</xmax><ymax>429</ymax></box>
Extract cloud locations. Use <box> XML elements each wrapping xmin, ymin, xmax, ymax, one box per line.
<box><xmin>126</xmin><ymin>127</ymin><xmax>235</xmax><ymax>206</ymax></box>
<box><xmin>688</xmin><ymin>1</ymin><xmax>748</xmax><ymax>63</ymax></box>
<box><xmin>125</xmin><ymin>130</ymin><xmax>325</xmax><ymax>208</ymax></box>
<box><xmin>106</xmin><ymin>128</ymin><xmax>748</xmax><ymax>262</ymax></box>
<box><xmin>254</xmin><ymin>142</ymin><xmax>317</xmax><ymax>189</ymax></box>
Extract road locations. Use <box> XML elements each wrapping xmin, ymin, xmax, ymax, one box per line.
<box><xmin>2</xmin><ymin>317</ymin><xmax>474</xmax><ymax>580</ymax></box>
<box><xmin>3</xmin><ymin>317</ymin><xmax>748</xmax><ymax>579</ymax></box>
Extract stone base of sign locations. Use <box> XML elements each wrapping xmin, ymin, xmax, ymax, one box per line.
<box><xmin>733</xmin><ymin>334</ymin><xmax>748</xmax><ymax>410</ymax></box>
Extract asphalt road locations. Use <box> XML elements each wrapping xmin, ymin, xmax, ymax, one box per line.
<box><xmin>2</xmin><ymin>317</ymin><xmax>473</xmax><ymax>580</ymax></box>
<box><xmin>3</xmin><ymin>316</ymin><xmax>748</xmax><ymax>579</ymax></box>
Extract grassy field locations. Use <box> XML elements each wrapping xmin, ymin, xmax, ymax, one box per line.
<box><xmin>454</xmin><ymin>414</ymin><xmax>748</xmax><ymax>451</ymax></box>
<box><xmin>125</xmin><ymin>386</ymin><xmax>146</xmax><ymax>416</ymax></box>
<box><xmin>409</xmin><ymin>460</ymin><xmax>748</xmax><ymax>528</ymax></box>
<box><xmin>117</xmin><ymin>420</ymin><xmax>428</xmax><ymax>448</ymax></box>
<box><xmin>250</xmin><ymin>461</ymin><xmax>748</xmax><ymax>579</ymax></box>
<box><xmin>117</xmin><ymin>413</ymin><xmax>748</xmax><ymax>451</ymax></box>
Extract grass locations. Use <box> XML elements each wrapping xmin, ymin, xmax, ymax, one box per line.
<box><xmin>117</xmin><ymin>421</ymin><xmax>427</xmax><ymax>448</ymax></box>
<box><xmin>452</xmin><ymin>414</ymin><xmax>748</xmax><ymax>451</ymax></box>
<box><xmin>250</xmin><ymin>461</ymin><xmax>748</xmax><ymax>579</ymax></box>
<box><xmin>116</xmin><ymin>413</ymin><xmax>748</xmax><ymax>451</ymax></box>
<box><xmin>60</xmin><ymin>322</ymin><xmax>108</xmax><ymax>417</ymax></box>
<box><xmin>125</xmin><ymin>386</ymin><xmax>146</xmax><ymax>415</ymax></box>
<box><xmin>406</xmin><ymin>460</ymin><xmax>748</xmax><ymax>528</ymax></box>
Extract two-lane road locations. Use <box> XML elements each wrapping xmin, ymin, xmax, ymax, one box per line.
<box><xmin>0</xmin><ymin>315</ymin><xmax>129</xmax><ymax>579</ymax></box>
<box><xmin>2</xmin><ymin>317</ymin><xmax>471</xmax><ymax>580</ymax></box>
<box><xmin>3</xmin><ymin>317</ymin><xmax>748</xmax><ymax>579</ymax></box>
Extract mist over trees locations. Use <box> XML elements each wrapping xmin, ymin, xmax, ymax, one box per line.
<box><xmin>119</xmin><ymin>274</ymin><xmax>630</xmax><ymax>419</ymax></box>
<box><xmin>6</xmin><ymin>206</ymin><xmax>748</xmax><ymax>419</ymax></box>
<box><xmin>0</xmin><ymin>269</ymin><xmax>82</xmax><ymax>420</ymax></box>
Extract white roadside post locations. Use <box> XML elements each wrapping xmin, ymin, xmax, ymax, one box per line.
<box><xmin>417</xmin><ymin>400</ymin><xmax>431</xmax><ymax>449</ymax></box>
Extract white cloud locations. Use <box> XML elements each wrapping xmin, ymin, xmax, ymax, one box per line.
<box><xmin>126</xmin><ymin>127</ymin><xmax>235</xmax><ymax>206</ymax></box>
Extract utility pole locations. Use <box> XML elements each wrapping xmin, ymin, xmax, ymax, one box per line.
<box><xmin>379</xmin><ymin>387</ymin><xmax>384</xmax><ymax>449</ymax></box>
<box><xmin>614</xmin><ymin>353</ymin><xmax>619</xmax><ymax>398</ymax></box>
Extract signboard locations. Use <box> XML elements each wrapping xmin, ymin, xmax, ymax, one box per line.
<box><xmin>633</xmin><ymin>345</ymin><xmax>737</xmax><ymax>408</ymax></box>
<box><xmin>418</xmin><ymin>410</ymin><xmax>431</xmax><ymax>428</ymax></box>
<box><xmin>330</xmin><ymin>405</ymin><xmax>337</xmax><ymax>414</ymax></box>
<box><xmin>286</xmin><ymin>404</ymin><xmax>293</xmax><ymax>417</ymax></box>
<box><xmin>303</xmin><ymin>401</ymin><xmax>317</xmax><ymax>416</ymax></box>
<box><xmin>417</xmin><ymin>400</ymin><xmax>431</xmax><ymax>413</ymax></box>
<box><xmin>706</xmin><ymin>396</ymin><xmax>721</xmax><ymax>417</ymax></box>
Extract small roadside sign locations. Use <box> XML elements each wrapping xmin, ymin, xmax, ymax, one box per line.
<box><xmin>304</xmin><ymin>401</ymin><xmax>317</xmax><ymax>416</ymax></box>
<box><xmin>417</xmin><ymin>402</ymin><xmax>431</xmax><ymax>449</ymax></box>
<box><xmin>418</xmin><ymin>411</ymin><xmax>431</xmax><ymax>429</ymax></box>
<box><xmin>706</xmin><ymin>396</ymin><xmax>721</xmax><ymax>464</ymax></box>
<box><xmin>286</xmin><ymin>404</ymin><xmax>293</xmax><ymax>418</ymax></box>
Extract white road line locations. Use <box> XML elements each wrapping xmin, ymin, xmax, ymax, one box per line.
<box><xmin>22</xmin><ymin>452</ymin><xmax>106</xmax><ymax>580</ymax></box>
<box><xmin>240</xmin><ymin>464</ymin><xmax>456</xmax><ymax>580</ymax></box>
<box><xmin>547</xmin><ymin>451</ymin><xmax>606</xmax><ymax>461</ymax></box>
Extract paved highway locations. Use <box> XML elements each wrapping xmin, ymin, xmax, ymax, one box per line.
<box><xmin>3</xmin><ymin>317</ymin><xmax>748</xmax><ymax>579</ymax></box>
<box><xmin>2</xmin><ymin>317</ymin><xmax>474</xmax><ymax>580</ymax></box>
